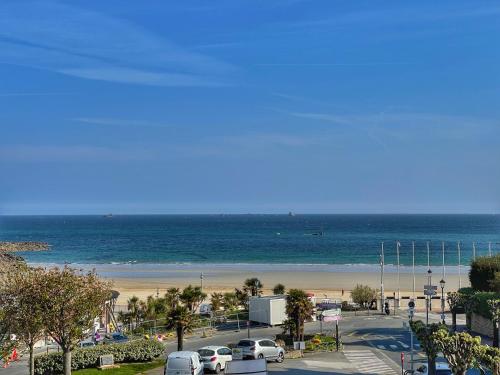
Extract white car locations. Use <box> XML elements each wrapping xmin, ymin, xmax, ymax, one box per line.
<box><xmin>165</xmin><ymin>351</ymin><xmax>204</xmax><ymax>375</ymax></box>
<box><xmin>198</xmin><ymin>346</ymin><xmax>232</xmax><ymax>373</ymax></box>
<box><xmin>415</xmin><ymin>362</ymin><xmax>452</xmax><ymax>375</ymax></box>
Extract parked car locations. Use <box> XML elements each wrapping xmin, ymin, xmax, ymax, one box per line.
<box><xmin>197</xmin><ymin>346</ymin><xmax>232</xmax><ymax>373</ymax></box>
<box><xmin>236</xmin><ymin>338</ymin><xmax>284</xmax><ymax>362</ymax></box>
<box><xmin>103</xmin><ymin>332</ymin><xmax>128</xmax><ymax>344</ymax></box>
<box><xmin>165</xmin><ymin>351</ymin><xmax>204</xmax><ymax>375</ymax></box>
<box><xmin>79</xmin><ymin>340</ymin><xmax>95</xmax><ymax>348</ymax></box>
<box><xmin>415</xmin><ymin>362</ymin><xmax>452</xmax><ymax>375</ymax></box>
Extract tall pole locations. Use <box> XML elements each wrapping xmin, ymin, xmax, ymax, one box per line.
<box><xmin>473</xmin><ymin>242</ymin><xmax>476</xmax><ymax>261</ymax></box>
<box><xmin>442</xmin><ymin>241</ymin><xmax>445</xmax><ymax>280</ymax></box>
<box><xmin>458</xmin><ymin>242</ymin><xmax>462</xmax><ymax>290</ymax></box>
<box><xmin>200</xmin><ymin>272</ymin><xmax>204</xmax><ymax>292</ymax></box>
<box><xmin>381</xmin><ymin>242</ymin><xmax>385</xmax><ymax>314</ymax></box>
<box><xmin>397</xmin><ymin>241</ymin><xmax>401</xmax><ymax>308</ymax></box>
<box><xmin>427</xmin><ymin>242</ymin><xmax>432</xmax><ymax>310</ymax></box>
<box><xmin>426</xmin><ymin>269</ymin><xmax>432</xmax><ymax>325</ymax></box>
<box><xmin>412</xmin><ymin>241</ymin><xmax>416</xmax><ymax>299</ymax></box>
<box><xmin>489</xmin><ymin>242</ymin><xmax>492</xmax><ymax>257</ymax></box>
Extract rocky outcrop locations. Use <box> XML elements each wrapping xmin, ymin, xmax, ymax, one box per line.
<box><xmin>0</xmin><ymin>241</ymin><xmax>49</xmax><ymax>252</ymax></box>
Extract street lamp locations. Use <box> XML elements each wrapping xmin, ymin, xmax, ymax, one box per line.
<box><xmin>440</xmin><ymin>279</ymin><xmax>446</xmax><ymax>324</ymax></box>
<box><xmin>426</xmin><ymin>269</ymin><xmax>432</xmax><ymax>325</ymax></box>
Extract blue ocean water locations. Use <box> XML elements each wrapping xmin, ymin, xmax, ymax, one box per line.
<box><xmin>0</xmin><ymin>215</ymin><xmax>498</xmax><ymax>266</ymax></box>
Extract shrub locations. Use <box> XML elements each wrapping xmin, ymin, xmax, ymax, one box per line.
<box><xmin>471</xmin><ymin>292</ymin><xmax>500</xmax><ymax>320</ymax></box>
<box><xmin>469</xmin><ymin>255</ymin><xmax>500</xmax><ymax>292</ymax></box>
<box><xmin>34</xmin><ymin>340</ymin><xmax>165</xmax><ymax>375</ymax></box>
<box><xmin>351</xmin><ymin>284</ymin><xmax>377</xmax><ymax>308</ymax></box>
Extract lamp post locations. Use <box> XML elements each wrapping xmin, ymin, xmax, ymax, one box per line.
<box><xmin>440</xmin><ymin>279</ymin><xmax>446</xmax><ymax>325</ymax></box>
<box><xmin>426</xmin><ymin>268</ymin><xmax>432</xmax><ymax>326</ymax></box>
<box><xmin>200</xmin><ymin>272</ymin><xmax>204</xmax><ymax>292</ymax></box>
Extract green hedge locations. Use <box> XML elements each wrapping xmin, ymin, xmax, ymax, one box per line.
<box><xmin>469</xmin><ymin>255</ymin><xmax>500</xmax><ymax>292</ymax></box>
<box><xmin>471</xmin><ymin>292</ymin><xmax>500</xmax><ymax>320</ymax></box>
<box><xmin>34</xmin><ymin>340</ymin><xmax>165</xmax><ymax>375</ymax></box>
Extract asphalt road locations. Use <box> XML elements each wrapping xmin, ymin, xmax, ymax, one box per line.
<box><xmin>0</xmin><ymin>310</ymin><xmax>464</xmax><ymax>375</ymax></box>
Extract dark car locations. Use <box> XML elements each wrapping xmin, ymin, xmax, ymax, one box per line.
<box><xmin>103</xmin><ymin>332</ymin><xmax>129</xmax><ymax>344</ymax></box>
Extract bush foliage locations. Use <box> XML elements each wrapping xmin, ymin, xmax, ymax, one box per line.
<box><xmin>34</xmin><ymin>340</ymin><xmax>164</xmax><ymax>375</ymax></box>
<box><xmin>469</xmin><ymin>255</ymin><xmax>500</xmax><ymax>292</ymax></box>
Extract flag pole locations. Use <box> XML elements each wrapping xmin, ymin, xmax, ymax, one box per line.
<box><xmin>458</xmin><ymin>241</ymin><xmax>462</xmax><ymax>289</ymax></box>
<box><xmin>397</xmin><ymin>241</ymin><xmax>401</xmax><ymax>308</ymax></box>
<box><xmin>412</xmin><ymin>241</ymin><xmax>416</xmax><ymax>299</ymax></box>
<box><xmin>380</xmin><ymin>242</ymin><xmax>385</xmax><ymax>314</ymax></box>
<box><xmin>442</xmin><ymin>241</ymin><xmax>445</xmax><ymax>280</ymax></box>
<box><xmin>472</xmin><ymin>242</ymin><xmax>476</xmax><ymax>261</ymax></box>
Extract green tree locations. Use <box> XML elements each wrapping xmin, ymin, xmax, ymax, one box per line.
<box><xmin>350</xmin><ymin>284</ymin><xmax>377</xmax><ymax>308</ymax></box>
<box><xmin>285</xmin><ymin>289</ymin><xmax>314</xmax><ymax>341</ymax></box>
<box><xmin>410</xmin><ymin>320</ymin><xmax>445</xmax><ymax>375</ymax></box>
<box><xmin>477</xmin><ymin>345</ymin><xmax>500</xmax><ymax>375</ymax></box>
<box><xmin>223</xmin><ymin>292</ymin><xmax>238</xmax><ymax>311</ymax></box>
<box><xmin>491</xmin><ymin>272</ymin><xmax>500</xmax><ymax>293</ymax></box>
<box><xmin>167</xmin><ymin>305</ymin><xmax>194</xmax><ymax>351</ymax></box>
<box><xmin>180</xmin><ymin>285</ymin><xmax>207</xmax><ymax>313</ymax></box>
<box><xmin>0</xmin><ymin>307</ymin><xmax>16</xmax><ymax>368</ymax></box>
<box><xmin>39</xmin><ymin>267</ymin><xmax>111</xmax><ymax>375</ymax></box>
<box><xmin>273</xmin><ymin>283</ymin><xmax>286</xmax><ymax>295</ymax></box>
<box><xmin>0</xmin><ymin>266</ymin><xmax>46</xmax><ymax>375</ymax></box>
<box><xmin>165</xmin><ymin>287</ymin><xmax>181</xmax><ymax>310</ymax></box>
<box><xmin>234</xmin><ymin>288</ymin><xmax>249</xmax><ymax>310</ymax></box>
<box><xmin>243</xmin><ymin>278</ymin><xmax>263</xmax><ymax>297</ymax></box>
<box><xmin>210</xmin><ymin>292</ymin><xmax>224</xmax><ymax>312</ymax></box>
<box><xmin>127</xmin><ymin>295</ymin><xmax>141</xmax><ymax>327</ymax></box>
<box><xmin>432</xmin><ymin>329</ymin><xmax>482</xmax><ymax>375</ymax></box>
<box><xmin>469</xmin><ymin>255</ymin><xmax>500</xmax><ymax>292</ymax></box>
<box><xmin>487</xmin><ymin>299</ymin><xmax>500</xmax><ymax>348</ymax></box>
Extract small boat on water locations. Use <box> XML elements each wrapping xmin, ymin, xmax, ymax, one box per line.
<box><xmin>288</xmin><ymin>211</ymin><xmax>295</xmax><ymax>217</ymax></box>
<box><xmin>103</xmin><ymin>213</ymin><xmax>113</xmax><ymax>218</ymax></box>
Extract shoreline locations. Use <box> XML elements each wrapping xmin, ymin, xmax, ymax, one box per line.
<box><xmin>28</xmin><ymin>262</ymin><xmax>470</xmax><ymax>306</ymax></box>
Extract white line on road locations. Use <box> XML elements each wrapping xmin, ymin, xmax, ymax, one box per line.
<box><xmin>344</xmin><ymin>350</ymin><xmax>397</xmax><ymax>374</ymax></box>
<box><xmin>398</xmin><ymin>341</ymin><xmax>409</xmax><ymax>349</ymax></box>
<box><xmin>389</xmin><ymin>344</ymin><xmax>398</xmax><ymax>350</ymax></box>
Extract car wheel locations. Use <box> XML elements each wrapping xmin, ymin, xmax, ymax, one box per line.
<box><xmin>215</xmin><ymin>363</ymin><xmax>221</xmax><ymax>374</ymax></box>
<box><xmin>276</xmin><ymin>352</ymin><xmax>284</xmax><ymax>363</ymax></box>
<box><xmin>257</xmin><ymin>353</ymin><xmax>264</xmax><ymax>359</ymax></box>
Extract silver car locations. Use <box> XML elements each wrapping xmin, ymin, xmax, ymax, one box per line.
<box><xmin>236</xmin><ymin>338</ymin><xmax>285</xmax><ymax>362</ymax></box>
<box><xmin>197</xmin><ymin>346</ymin><xmax>232</xmax><ymax>373</ymax></box>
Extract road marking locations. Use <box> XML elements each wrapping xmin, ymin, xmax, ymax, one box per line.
<box><xmin>398</xmin><ymin>341</ymin><xmax>410</xmax><ymax>349</ymax></box>
<box><xmin>414</xmin><ymin>343</ymin><xmax>420</xmax><ymax>348</ymax></box>
<box><xmin>389</xmin><ymin>345</ymin><xmax>398</xmax><ymax>350</ymax></box>
<box><xmin>364</xmin><ymin>317</ymin><xmax>377</xmax><ymax>320</ymax></box>
<box><xmin>344</xmin><ymin>350</ymin><xmax>397</xmax><ymax>374</ymax></box>
<box><xmin>347</xmin><ymin>331</ymin><xmax>357</xmax><ymax>337</ymax></box>
<box><xmin>377</xmin><ymin>345</ymin><xmax>386</xmax><ymax>349</ymax></box>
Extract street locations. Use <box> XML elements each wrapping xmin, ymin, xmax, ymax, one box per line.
<box><xmin>1</xmin><ymin>310</ymin><xmax>454</xmax><ymax>375</ymax></box>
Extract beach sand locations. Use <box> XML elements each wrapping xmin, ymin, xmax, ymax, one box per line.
<box><xmin>90</xmin><ymin>264</ymin><xmax>469</xmax><ymax>308</ymax></box>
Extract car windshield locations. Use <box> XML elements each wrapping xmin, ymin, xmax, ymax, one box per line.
<box><xmin>198</xmin><ymin>349</ymin><xmax>215</xmax><ymax>357</ymax></box>
<box><xmin>238</xmin><ymin>340</ymin><xmax>255</xmax><ymax>346</ymax></box>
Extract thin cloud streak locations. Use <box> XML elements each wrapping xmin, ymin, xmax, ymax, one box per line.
<box><xmin>73</xmin><ymin>117</ymin><xmax>172</xmax><ymax>128</ymax></box>
<box><xmin>0</xmin><ymin>1</ymin><xmax>236</xmax><ymax>86</ymax></box>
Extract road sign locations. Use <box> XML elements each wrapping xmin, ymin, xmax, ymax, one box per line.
<box><xmin>424</xmin><ymin>289</ymin><xmax>437</xmax><ymax>296</ymax></box>
<box><xmin>293</xmin><ymin>341</ymin><xmax>305</xmax><ymax>350</ymax></box>
<box><xmin>424</xmin><ymin>285</ymin><xmax>437</xmax><ymax>290</ymax></box>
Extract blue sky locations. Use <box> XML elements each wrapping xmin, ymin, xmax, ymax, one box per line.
<box><xmin>1</xmin><ymin>0</ymin><xmax>499</xmax><ymax>214</ymax></box>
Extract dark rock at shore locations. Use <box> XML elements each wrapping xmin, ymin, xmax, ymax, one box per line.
<box><xmin>0</xmin><ymin>241</ymin><xmax>50</xmax><ymax>252</ymax></box>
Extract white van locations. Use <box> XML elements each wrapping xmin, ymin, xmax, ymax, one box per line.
<box><xmin>165</xmin><ymin>351</ymin><xmax>204</xmax><ymax>375</ymax></box>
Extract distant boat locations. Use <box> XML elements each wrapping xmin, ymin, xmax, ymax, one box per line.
<box><xmin>288</xmin><ymin>211</ymin><xmax>295</xmax><ymax>217</ymax></box>
<box><xmin>103</xmin><ymin>214</ymin><xmax>113</xmax><ymax>218</ymax></box>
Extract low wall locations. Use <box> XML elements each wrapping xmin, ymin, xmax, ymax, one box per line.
<box><xmin>471</xmin><ymin>312</ymin><xmax>493</xmax><ymax>338</ymax></box>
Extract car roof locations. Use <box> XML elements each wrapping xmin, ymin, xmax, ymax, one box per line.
<box><xmin>168</xmin><ymin>351</ymin><xmax>199</xmax><ymax>359</ymax></box>
<box><xmin>199</xmin><ymin>346</ymin><xmax>229</xmax><ymax>350</ymax></box>
<box><xmin>240</xmin><ymin>338</ymin><xmax>273</xmax><ymax>342</ymax></box>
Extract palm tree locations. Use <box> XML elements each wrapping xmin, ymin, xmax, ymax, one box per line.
<box><xmin>273</xmin><ymin>283</ymin><xmax>286</xmax><ymax>295</ymax></box>
<box><xmin>223</xmin><ymin>292</ymin><xmax>238</xmax><ymax>311</ymax></box>
<box><xmin>180</xmin><ymin>285</ymin><xmax>207</xmax><ymax>312</ymax></box>
<box><xmin>234</xmin><ymin>288</ymin><xmax>249</xmax><ymax>310</ymax></box>
<box><xmin>165</xmin><ymin>287</ymin><xmax>181</xmax><ymax>310</ymax></box>
<box><xmin>167</xmin><ymin>305</ymin><xmax>195</xmax><ymax>351</ymax></box>
<box><xmin>210</xmin><ymin>292</ymin><xmax>224</xmax><ymax>312</ymax></box>
<box><xmin>243</xmin><ymin>278</ymin><xmax>263</xmax><ymax>297</ymax></box>
<box><xmin>127</xmin><ymin>295</ymin><xmax>141</xmax><ymax>327</ymax></box>
<box><xmin>285</xmin><ymin>289</ymin><xmax>314</xmax><ymax>341</ymax></box>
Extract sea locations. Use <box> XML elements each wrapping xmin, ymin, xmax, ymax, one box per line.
<box><xmin>0</xmin><ymin>215</ymin><xmax>498</xmax><ymax>271</ymax></box>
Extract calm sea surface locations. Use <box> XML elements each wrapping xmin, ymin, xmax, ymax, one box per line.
<box><xmin>0</xmin><ymin>215</ymin><xmax>498</xmax><ymax>266</ymax></box>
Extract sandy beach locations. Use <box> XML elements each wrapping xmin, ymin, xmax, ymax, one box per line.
<box><xmin>61</xmin><ymin>263</ymin><xmax>470</xmax><ymax>308</ymax></box>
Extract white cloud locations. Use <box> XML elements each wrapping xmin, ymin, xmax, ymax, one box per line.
<box><xmin>0</xmin><ymin>1</ymin><xmax>236</xmax><ymax>86</ymax></box>
<box><xmin>0</xmin><ymin>145</ymin><xmax>154</xmax><ymax>162</ymax></box>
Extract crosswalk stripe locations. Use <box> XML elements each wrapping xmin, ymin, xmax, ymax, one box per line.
<box><xmin>398</xmin><ymin>341</ymin><xmax>409</xmax><ymax>348</ymax></box>
<box><xmin>389</xmin><ymin>345</ymin><xmax>398</xmax><ymax>349</ymax></box>
<box><xmin>344</xmin><ymin>350</ymin><xmax>397</xmax><ymax>375</ymax></box>
<box><xmin>347</xmin><ymin>331</ymin><xmax>357</xmax><ymax>336</ymax></box>
<box><xmin>377</xmin><ymin>345</ymin><xmax>386</xmax><ymax>349</ymax></box>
